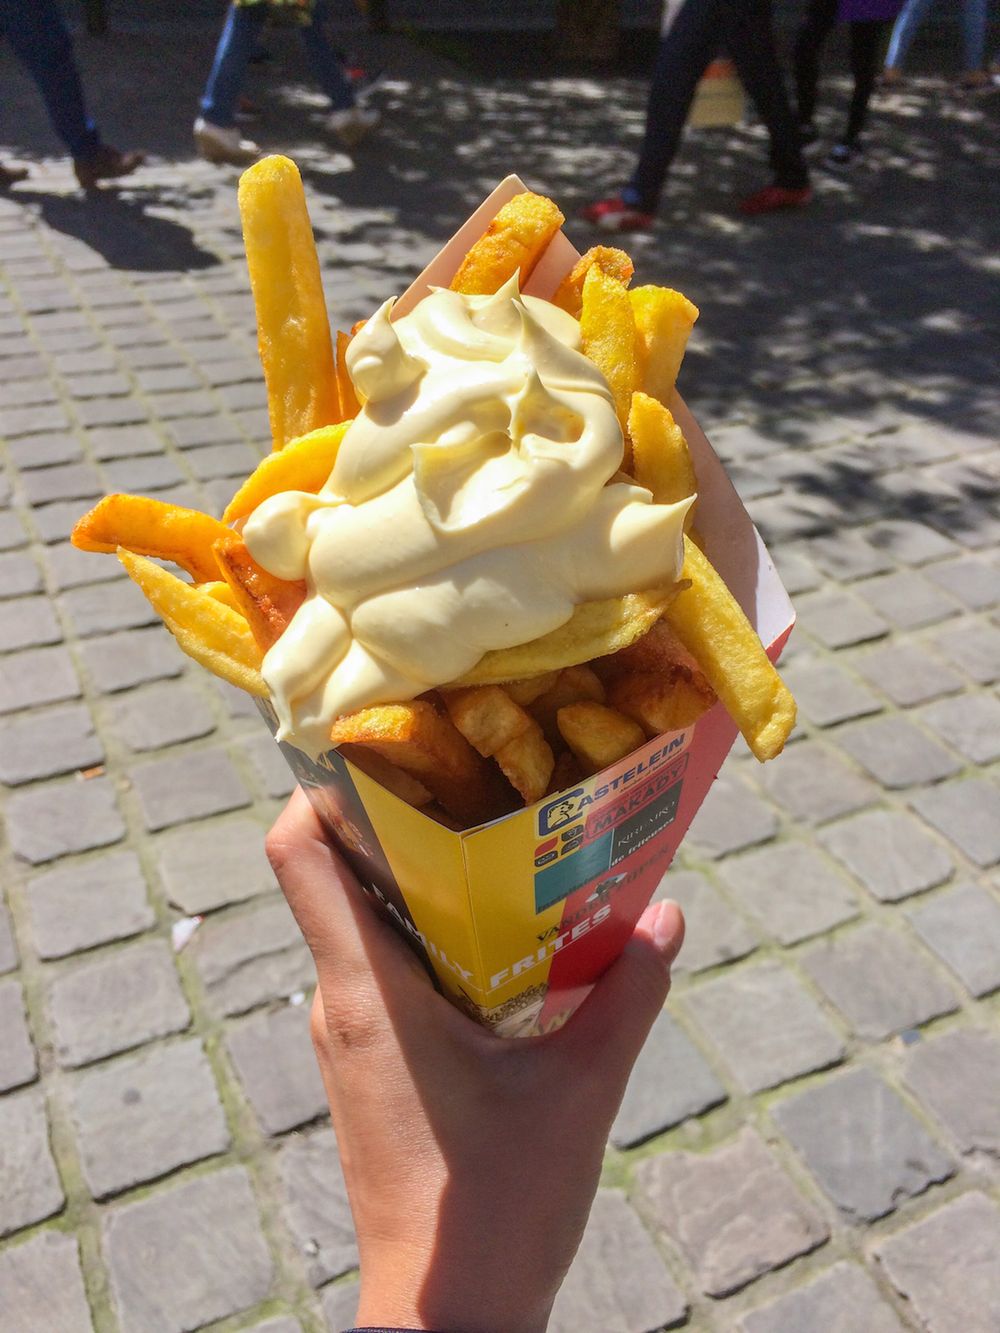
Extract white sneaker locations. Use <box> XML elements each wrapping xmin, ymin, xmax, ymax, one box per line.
<box><xmin>329</xmin><ymin>106</ymin><xmax>380</xmax><ymax>148</ymax></box>
<box><xmin>194</xmin><ymin>118</ymin><xmax>261</xmax><ymax>166</ymax></box>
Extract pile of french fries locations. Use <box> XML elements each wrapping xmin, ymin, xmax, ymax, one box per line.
<box><xmin>72</xmin><ymin>156</ymin><xmax>795</xmax><ymax>830</ymax></box>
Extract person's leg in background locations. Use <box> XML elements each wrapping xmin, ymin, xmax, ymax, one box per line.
<box><xmin>845</xmin><ymin>20</ymin><xmax>886</xmax><ymax>141</ymax></box>
<box><xmin>958</xmin><ymin>0</ymin><xmax>989</xmax><ymax>85</ymax></box>
<box><xmin>0</xmin><ymin>0</ymin><xmax>143</xmax><ymax>189</ymax></box>
<box><xmin>883</xmin><ymin>0</ymin><xmax>935</xmax><ymax>79</ymax></box>
<box><xmin>195</xmin><ymin>3</ymin><xmax>267</xmax><ymax>165</ymax></box>
<box><xmin>298</xmin><ymin>5</ymin><xmax>379</xmax><ymax>145</ymax></box>
<box><xmin>794</xmin><ymin>0</ymin><xmax>839</xmax><ymax>138</ymax></box>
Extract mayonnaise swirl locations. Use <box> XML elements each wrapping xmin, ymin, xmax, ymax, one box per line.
<box><xmin>244</xmin><ymin>275</ymin><xmax>693</xmax><ymax>756</ymax></box>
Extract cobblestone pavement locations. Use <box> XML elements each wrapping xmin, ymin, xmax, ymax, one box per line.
<box><xmin>0</xmin><ymin>14</ymin><xmax>998</xmax><ymax>1333</ymax></box>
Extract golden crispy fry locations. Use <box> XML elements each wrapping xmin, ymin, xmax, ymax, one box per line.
<box><xmin>457</xmin><ymin>589</ymin><xmax>677</xmax><ymax>686</ymax></box>
<box><xmin>450</xmin><ymin>191</ymin><xmax>565</xmax><ymax>296</ymax></box>
<box><xmin>213</xmin><ymin>534</ymin><xmax>306</xmax><ymax>652</ymax></box>
<box><xmin>552</xmin><ymin>246</ymin><xmax>634</xmax><ymax>317</ymax></box>
<box><xmin>339</xmin><ymin>743</ymin><xmax>433</xmax><ymax>808</ymax></box>
<box><xmin>665</xmin><ymin>536</ymin><xmax>795</xmax><ymax>761</ymax></box>
<box><xmin>607</xmin><ymin>667</ymin><xmax>716</xmax><ymax>736</ymax></box>
<box><xmin>71</xmin><ymin>495</ymin><xmax>230</xmax><ymax>585</ymax></box>
<box><xmin>557</xmin><ymin>702</ymin><xmax>646</xmax><ymax>776</ymax></box>
<box><xmin>629</xmin><ymin>285</ymin><xmax>699</xmax><ymax>406</ymax></box>
<box><xmin>502</xmin><ymin>672</ymin><xmax>558</xmax><ymax>706</ymax></box>
<box><xmin>528</xmin><ymin>664</ymin><xmax>605</xmax><ymax>748</ymax></box>
<box><xmin>238</xmin><ymin>156</ymin><xmax>339</xmax><ymax>448</ymax></box>
<box><xmin>329</xmin><ymin>701</ymin><xmax>513</xmax><ymax>827</ymax></box>
<box><xmin>628</xmin><ymin>392</ymin><xmax>698</xmax><ymax>518</ymax></box>
<box><xmin>201</xmin><ymin>580</ymin><xmax>241</xmax><ymax>611</ymax></box>
<box><xmin>580</xmin><ymin>264</ymin><xmax>639</xmax><ymax>437</ymax></box>
<box><xmin>444</xmin><ymin>686</ymin><xmax>554</xmax><ymax>805</ymax></box>
<box><xmin>494</xmin><ymin>724</ymin><xmax>554</xmax><ymax>805</ymax></box>
<box><xmin>222</xmin><ymin>422</ymin><xmax>349</xmax><ymax>525</ymax></box>
<box><xmin>335</xmin><ymin>330</ymin><xmax>360</xmax><ymax>419</ymax></box>
<box><xmin>547</xmin><ymin>749</ymin><xmax>583</xmax><ymax>796</ymax></box>
<box><xmin>593</xmin><ymin>618</ymin><xmax>703</xmax><ymax>682</ymax></box>
<box><xmin>117</xmin><ymin>549</ymin><xmax>266</xmax><ymax>696</ymax></box>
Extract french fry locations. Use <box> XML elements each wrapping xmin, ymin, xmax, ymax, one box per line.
<box><xmin>329</xmin><ymin>701</ymin><xmax>513</xmax><ymax>827</ymax></box>
<box><xmin>607</xmin><ymin>667</ymin><xmax>716</xmax><ymax>736</ymax></box>
<box><xmin>223</xmin><ymin>422</ymin><xmax>349</xmax><ymax>525</ymax></box>
<box><xmin>494</xmin><ymin>725</ymin><xmax>554</xmax><ymax>805</ymax></box>
<box><xmin>201</xmin><ymin>580</ymin><xmax>241</xmax><ymax>612</ymax></box>
<box><xmin>335</xmin><ymin>330</ymin><xmax>360</xmax><ymax>418</ymax></box>
<box><xmin>238</xmin><ymin>156</ymin><xmax>339</xmax><ymax>448</ymax></box>
<box><xmin>444</xmin><ymin>686</ymin><xmax>554</xmax><ymax>804</ymax></box>
<box><xmin>665</xmin><ymin>536</ymin><xmax>795</xmax><ymax>761</ymax></box>
<box><xmin>595</xmin><ymin>618</ymin><xmax>702</xmax><ymax>680</ymax></box>
<box><xmin>628</xmin><ymin>392</ymin><xmax>698</xmax><ymax>515</ymax></box>
<box><xmin>501</xmin><ymin>672</ymin><xmax>558</xmax><ymax>706</ymax></box>
<box><xmin>547</xmin><ymin>749</ymin><xmax>583</xmax><ymax>796</ymax></box>
<box><xmin>580</xmin><ymin>264</ymin><xmax>639</xmax><ymax>440</ymax></box>
<box><xmin>528</xmin><ymin>665</ymin><xmax>605</xmax><ymax>748</ymax></box>
<box><xmin>117</xmin><ymin>549</ymin><xmax>266</xmax><ymax>696</ymax></box>
<box><xmin>450</xmin><ymin>191</ymin><xmax>564</xmax><ymax>296</ymax></box>
<box><xmin>552</xmin><ymin>246</ymin><xmax>634</xmax><ymax>317</ymax></box>
<box><xmin>339</xmin><ymin>743</ymin><xmax>433</xmax><ymax>808</ymax></box>
<box><xmin>557</xmin><ymin>702</ymin><xmax>646</xmax><ymax>776</ymax></box>
<box><xmin>213</xmin><ymin>534</ymin><xmax>306</xmax><ymax>652</ymax></box>
<box><xmin>72</xmin><ymin>495</ymin><xmax>230</xmax><ymax>585</ymax></box>
<box><xmin>629</xmin><ymin>285</ymin><xmax>699</xmax><ymax>406</ymax></box>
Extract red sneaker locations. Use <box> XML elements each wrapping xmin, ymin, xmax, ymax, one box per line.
<box><xmin>738</xmin><ymin>184</ymin><xmax>812</xmax><ymax>216</ymax></box>
<box><xmin>580</xmin><ymin>196</ymin><xmax>655</xmax><ymax>232</ymax></box>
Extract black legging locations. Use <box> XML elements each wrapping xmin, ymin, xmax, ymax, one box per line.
<box><xmin>794</xmin><ymin>0</ymin><xmax>887</xmax><ymax>145</ymax></box>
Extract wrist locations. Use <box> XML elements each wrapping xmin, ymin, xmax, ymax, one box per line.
<box><xmin>356</xmin><ymin>1269</ymin><xmax>551</xmax><ymax>1333</ymax></box>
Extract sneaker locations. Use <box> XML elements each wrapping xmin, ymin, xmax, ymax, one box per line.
<box><xmin>738</xmin><ymin>183</ymin><xmax>812</xmax><ymax>216</ymax></box>
<box><xmin>0</xmin><ymin>162</ymin><xmax>29</xmax><ymax>189</ymax></box>
<box><xmin>329</xmin><ymin>105</ymin><xmax>380</xmax><ymax>147</ymax></box>
<box><xmin>193</xmin><ymin>118</ymin><xmax>260</xmax><ymax>167</ymax></box>
<box><xmin>74</xmin><ymin>145</ymin><xmax>144</xmax><ymax>191</ymax></box>
<box><xmin>580</xmin><ymin>196</ymin><xmax>655</xmax><ymax>232</ymax></box>
<box><xmin>825</xmin><ymin>142</ymin><xmax>862</xmax><ymax>170</ymax></box>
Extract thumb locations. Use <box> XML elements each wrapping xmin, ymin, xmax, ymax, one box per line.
<box><xmin>555</xmin><ymin>898</ymin><xmax>685</xmax><ymax>1093</ymax></box>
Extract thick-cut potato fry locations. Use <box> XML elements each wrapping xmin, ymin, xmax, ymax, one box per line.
<box><xmin>117</xmin><ymin>549</ymin><xmax>266</xmax><ymax>696</ymax></box>
<box><xmin>213</xmin><ymin>534</ymin><xmax>306</xmax><ymax>652</ymax></box>
<box><xmin>628</xmin><ymin>392</ymin><xmax>698</xmax><ymax>516</ymax></box>
<box><xmin>502</xmin><ymin>672</ymin><xmax>558</xmax><ymax>707</ymax></box>
<box><xmin>528</xmin><ymin>665</ymin><xmax>605</xmax><ymax>748</ymax></box>
<box><xmin>444</xmin><ymin>686</ymin><xmax>554</xmax><ymax>804</ymax></box>
<box><xmin>629</xmin><ymin>285</ymin><xmax>699</xmax><ymax>406</ymax></box>
<box><xmin>238</xmin><ymin>156</ymin><xmax>339</xmax><ymax>448</ymax></box>
<box><xmin>608</xmin><ymin>667</ymin><xmax>716</xmax><ymax>737</ymax></box>
<box><xmin>494</xmin><ymin>724</ymin><xmax>554</xmax><ymax>805</ymax></box>
<box><xmin>557</xmin><ymin>702</ymin><xmax>646</xmax><ymax>776</ymax></box>
<box><xmin>72</xmin><ymin>495</ymin><xmax>230</xmax><ymax>585</ymax></box>
<box><xmin>665</xmin><ymin>536</ymin><xmax>795</xmax><ymax>761</ymax></box>
<box><xmin>223</xmin><ymin>422</ymin><xmax>348</xmax><ymax>525</ymax></box>
<box><xmin>201</xmin><ymin>580</ymin><xmax>241</xmax><ymax>612</ymax></box>
<box><xmin>547</xmin><ymin>749</ymin><xmax>583</xmax><ymax>796</ymax></box>
<box><xmin>450</xmin><ymin>191</ymin><xmax>564</xmax><ymax>296</ymax></box>
<box><xmin>339</xmin><ymin>743</ymin><xmax>433</xmax><ymax>808</ymax></box>
<box><xmin>552</xmin><ymin>246</ymin><xmax>634</xmax><ymax>317</ymax></box>
<box><xmin>457</xmin><ymin>589</ymin><xmax>677</xmax><ymax>686</ymax></box>
<box><xmin>595</xmin><ymin>617</ymin><xmax>701</xmax><ymax>680</ymax></box>
<box><xmin>580</xmin><ymin>264</ymin><xmax>639</xmax><ymax>437</ymax></box>
<box><xmin>335</xmin><ymin>330</ymin><xmax>360</xmax><ymax>419</ymax></box>
<box><xmin>329</xmin><ymin>701</ymin><xmax>513</xmax><ymax>827</ymax></box>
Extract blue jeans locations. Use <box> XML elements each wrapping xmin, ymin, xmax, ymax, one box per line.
<box><xmin>886</xmin><ymin>0</ymin><xmax>988</xmax><ymax>71</ymax></box>
<box><xmin>200</xmin><ymin>2</ymin><xmax>355</xmax><ymax>128</ymax></box>
<box><xmin>0</xmin><ymin>0</ymin><xmax>102</xmax><ymax>159</ymax></box>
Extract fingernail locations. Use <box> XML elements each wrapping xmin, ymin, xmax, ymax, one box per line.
<box><xmin>652</xmin><ymin>899</ymin><xmax>685</xmax><ymax>963</ymax></box>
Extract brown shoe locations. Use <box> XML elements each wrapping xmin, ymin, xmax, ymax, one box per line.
<box><xmin>74</xmin><ymin>145</ymin><xmax>145</xmax><ymax>191</ymax></box>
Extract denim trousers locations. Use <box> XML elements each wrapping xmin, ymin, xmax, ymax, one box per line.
<box><xmin>0</xmin><ymin>0</ymin><xmax>102</xmax><ymax>159</ymax></box>
<box><xmin>201</xmin><ymin>1</ymin><xmax>355</xmax><ymax>127</ymax></box>
<box><xmin>885</xmin><ymin>0</ymin><xmax>987</xmax><ymax>70</ymax></box>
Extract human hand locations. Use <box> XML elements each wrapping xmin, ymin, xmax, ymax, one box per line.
<box><xmin>267</xmin><ymin>787</ymin><xmax>685</xmax><ymax>1333</ymax></box>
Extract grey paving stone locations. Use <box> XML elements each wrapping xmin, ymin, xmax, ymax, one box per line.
<box><xmin>0</xmin><ymin>702</ymin><xmax>103</xmax><ymax>785</ymax></box>
<box><xmin>19</xmin><ymin>462</ymin><xmax>103</xmax><ymax>505</ymax></box>
<box><xmin>111</xmin><ymin>679</ymin><xmax>216</xmax><ymax>752</ymax></box>
<box><xmin>45</xmin><ymin>540</ymin><xmax>127</xmax><ymax>591</ymax></box>
<box><xmin>102</xmin><ymin>454</ymin><xmax>184</xmax><ymax>494</ymax></box>
<box><xmin>736</xmin><ymin>1261</ymin><xmax>906</xmax><ymax>1333</ymax></box>
<box><xmin>930</xmin><ymin>620</ymin><xmax>1000</xmax><ymax>685</ymax></box>
<box><xmin>686</xmin><ymin>772</ymin><xmax>779</xmax><ymax>857</ymax></box>
<box><xmin>80</xmin><ymin>625</ymin><xmax>184</xmax><ymax>692</ymax></box>
<box><xmin>33</xmin><ymin>499</ymin><xmax>95</xmax><ymax>543</ymax></box>
<box><xmin>771</xmin><ymin>545</ymin><xmax>822</xmax><ymax>595</ymax></box>
<box><xmin>820</xmin><ymin>808</ymin><xmax>954</xmax><ymax>901</ymax></box>
<box><xmin>774</xmin><ymin>1066</ymin><xmax>953</xmax><ymax>1222</ymax></box>
<box><xmin>719</xmin><ymin>842</ymin><xmax>860</xmax><ymax>945</ymax></box>
<box><xmin>74</xmin><ymin>396</ymin><xmax>148</xmax><ymax>428</ymax></box>
<box><xmin>858</xmin><ymin>569</ymin><xmax>960</xmax><ymax>630</ymax></box>
<box><xmin>7</xmin><ymin>776</ymin><xmax>125</xmax><ymax>865</ymax></box>
<box><xmin>189</xmin><ymin>896</ymin><xmax>313</xmax><ymax>1018</ymax></box>
<box><xmin>59</xmin><ymin>578</ymin><xmax>160</xmax><ymax>638</ymax></box>
<box><xmin>636</xmin><ymin>1128</ymin><xmax>829</xmax><ymax>1297</ymax></box>
<box><xmin>834</xmin><ymin>714</ymin><xmax>961</xmax><ymax>789</ymax></box>
<box><xmin>227</xmin><ymin>1003</ymin><xmax>328</xmax><ymax>1136</ymax></box>
<box><xmin>873</xmin><ymin>1192</ymin><xmax>1000</xmax><ymax>1333</ymax></box>
<box><xmin>7</xmin><ymin>431</ymin><xmax>83</xmax><ymax>469</ymax></box>
<box><xmin>134</xmin><ymin>364</ymin><xmax>203</xmax><ymax>393</ymax></box>
<box><xmin>926</xmin><ymin>555</ymin><xmax>999</xmax><ymax>610</ymax></box>
<box><xmin>795</xmin><ymin>588</ymin><xmax>890</xmax><ymax>649</ymax></box>
<box><xmin>0</xmin><ymin>595</ymin><xmax>62</xmax><ymax>651</ymax></box>
<box><xmin>866</xmin><ymin>517</ymin><xmax>959</xmax><ymax>565</ymax></box>
<box><xmin>48</xmin><ymin>938</ymin><xmax>190</xmax><ymax>1068</ymax></box>
<box><xmin>248</xmin><ymin>1319</ymin><xmax>303</xmax><ymax>1333</ymax></box>
<box><xmin>87</xmin><ymin>423</ymin><xmax>165</xmax><ymax>460</ymax></box>
<box><xmin>610</xmin><ymin>1009</ymin><xmax>726</xmax><ymax>1148</ymax></box>
<box><xmin>237</xmin><ymin>731</ymin><xmax>297</xmax><ymax>799</ymax></box>
<box><xmin>803</xmin><ymin>529</ymin><xmax>894</xmax><ymax>580</ymax></box>
<box><xmin>278</xmin><ymin>1128</ymin><xmax>358</xmax><ymax>1286</ymax></box>
<box><xmin>911</xmin><ymin>778</ymin><xmax>1000</xmax><ymax>867</ymax></box>
<box><xmin>918</xmin><ymin>691</ymin><xmax>1000</xmax><ymax>764</ymax></box>
<box><xmin>69</xmin><ymin>1038</ymin><xmax>230</xmax><ymax>1199</ymax></box>
<box><xmin>0</xmin><ymin>401</ymin><xmax>70</xmax><ymax>436</ymax></box>
<box><xmin>904</xmin><ymin>1027</ymin><xmax>1000</xmax><ymax>1157</ymax></box>
<box><xmin>682</xmin><ymin>959</ymin><xmax>844</xmax><ymax>1093</ymax></box>
<box><xmin>26</xmin><ymin>849</ymin><xmax>154</xmax><ymax>959</ymax></box>
<box><xmin>0</xmin><ymin>1087</ymin><xmax>65</xmax><ymax>1237</ymax></box>
<box><xmin>130</xmin><ymin>747</ymin><xmax>252</xmax><ymax>831</ymax></box>
<box><xmin>851</xmin><ymin>641</ymin><xmax>964</xmax><ymax>706</ymax></box>
<box><xmin>186</xmin><ymin>440</ymin><xmax>259</xmax><ymax>480</ymax></box>
<box><xmin>755</xmin><ymin>739</ymin><xmax>879</xmax><ymax>825</ymax></box>
<box><xmin>156</xmin><ymin>815</ymin><xmax>276</xmax><ymax>913</ymax></box>
<box><xmin>0</xmin><ymin>509</ymin><xmax>29</xmax><ymax>550</ymax></box>
<box><xmin>0</xmin><ymin>644</ymin><xmax>81</xmax><ymax>714</ymax></box>
<box><xmin>801</xmin><ymin>921</ymin><xmax>959</xmax><ymax>1039</ymax></box>
<box><xmin>0</xmin><ymin>1230</ymin><xmax>93</xmax><ymax>1333</ymax></box>
<box><xmin>0</xmin><ymin>900</ymin><xmax>17</xmax><ymax>973</ymax></box>
<box><xmin>654</xmin><ymin>869</ymin><xmax>758</xmax><ymax>974</ymax></box>
<box><xmin>777</xmin><ymin>655</ymin><xmax>882</xmax><ymax>728</ymax></box>
<box><xmin>906</xmin><ymin>883</ymin><xmax>1000</xmax><ymax>997</ymax></box>
<box><xmin>104</xmin><ymin>1167</ymin><xmax>273</xmax><ymax>1333</ymax></box>
<box><xmin>550</xmin><ymin>1189</ymin><xmax>689</xmax><ymax>1333</ymax></box>
<box><xmin>0</xmin><ymin>550</ymin><xmax>42</xmax><ymax>598</ymax></box>
<box><xmin>321</xmin><ymin>1282</ymin><xmax>360</xmax><ymax>1333</ymax></box>
<box><xmin>166</xmin><ymin>413</ymin><xmax>245</xmax><ymax>450</ymax></box>
<box><xmin>214</xmin><ymin>675</ymin><xmax>261</xmax><ymax>718</ymax></box>
<box><xmin>0</xmin><ymin>978</ymin><xmax>37</xmax><ymax>1092</ymax></box>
